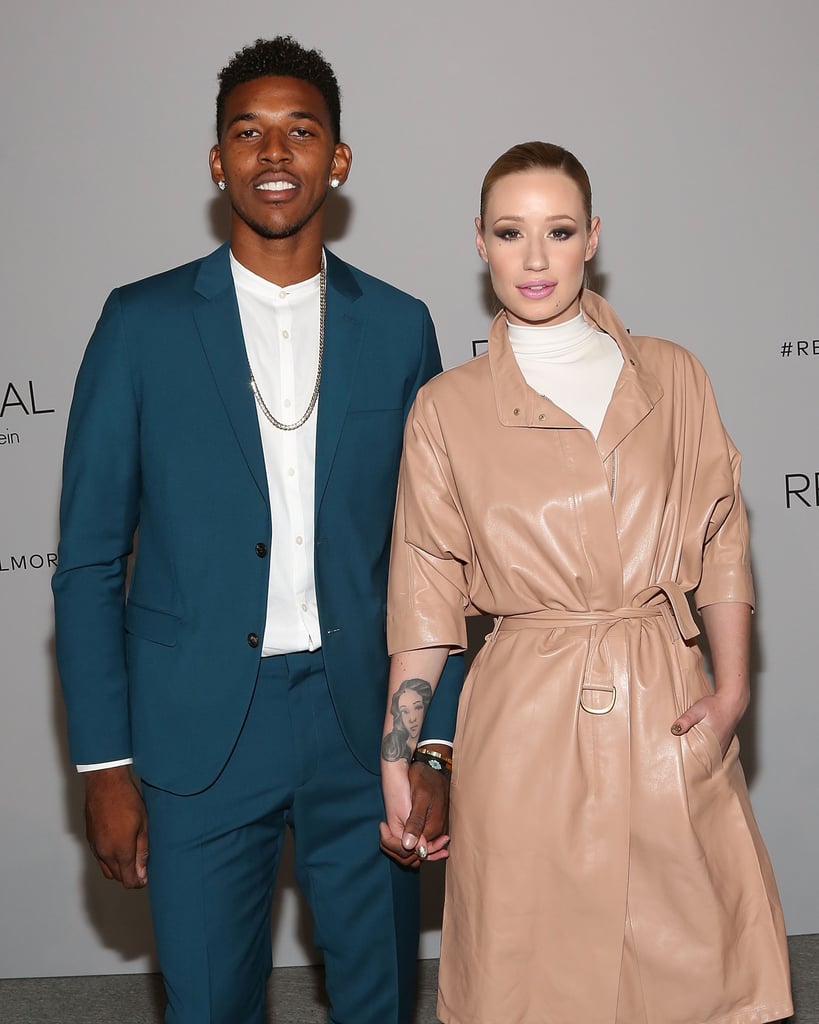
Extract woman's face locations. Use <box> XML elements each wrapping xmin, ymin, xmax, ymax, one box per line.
<box><xmin>476</xmin><ymin>168</ymin><xmax>600</xmax><ymax>327</ymax></box>
<box><xmin>398</xmin><ymin>691</ymin><xmax>425</xmax><ymax>740</ymax></box>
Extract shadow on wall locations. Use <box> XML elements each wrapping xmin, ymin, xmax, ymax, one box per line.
<box><xmin>50</xmin><ymin>634</ymin><xmax>158</xmax><ymax>974</ymax></box>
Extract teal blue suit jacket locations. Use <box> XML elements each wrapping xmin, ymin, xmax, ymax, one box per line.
<box><xmin>53</xmin><ymin>244</ymin><xmax>462</xmax><ymax>795</ymax></box>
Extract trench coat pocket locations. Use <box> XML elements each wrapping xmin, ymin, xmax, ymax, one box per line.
<box><xmin>688</xmin><ymin>720</ymin><xmax>724</xmax><ymax>776</ymax></box>
<box><xmin>124</xmin><ymin>602</ymin><xmax>179</xmax><ymax>647</ymax></box>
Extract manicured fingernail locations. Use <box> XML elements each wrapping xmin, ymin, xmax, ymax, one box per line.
<box><xmin>671</xmin><ymin>723</ymin><xmax>683</xmax><ymax>735</ymax></box>
<box><xmin>417</xmin><ymin>845</ymin><xmax>428</xmax><ymax>860</ymax></box>
<box><xmin>403</xmin><ymin>833</ymin><xmax>418</xmax><ymax>850</ymax></box>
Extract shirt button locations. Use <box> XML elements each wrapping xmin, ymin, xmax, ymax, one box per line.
<box><xmin>284</xmin><ymin>399</ymin><xmax>292</xmax><ymax>408</ymax></box>
<box><xmin>288</xmin><ymin>467</ymin><xmax>295</xmax><ymax>477</ymax></box>
<box><xmin>295</xmin><ymin>535</ymin><xmax>303</xmax><ymax>545</ymax></box>
<box><xmin>513</xmin><ymin>408</ymin><xmax>520</xmax><ymax>416</ymax></box>
<box><xmin>301</xmin><ymin>603</ymin><xmax>308</xmax><ymax>612</ymax></box>
<box><xmin>279</xmin><ymin>290</ymin><xmax>287</xmax><ymax>299</ymax></box>
<box><xmin>247</xmin><ymin>633</ymin><xmax>260</xmax><ymax>648</ymax></box>
<box><xmin>282</xmin><ymin>330</ymin><xmax>289</xmax><ymax>339</ymax></box>
<box><xmin>255</xmin><ymin>542</ymin><xmax>267</xmax><ymax>558</ymax></box>
<box><xmin>538</xmin><ymin>413</ymin><xmax>546</xmax><ymax>421</ymax></box>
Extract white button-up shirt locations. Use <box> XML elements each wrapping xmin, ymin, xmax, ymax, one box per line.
<box><xmin>230</xmin><ymin>251</ymin><xmax>322</xmax><ymax>656</ymax></box>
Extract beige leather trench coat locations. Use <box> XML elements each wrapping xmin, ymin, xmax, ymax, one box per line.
<box><xmin>388</xmin><ymin>293</ymin><xmax>792</xmax><ymax>1024</ymax></box>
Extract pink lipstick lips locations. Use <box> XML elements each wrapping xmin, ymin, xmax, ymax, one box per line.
<box><xmin>516</xmin><ymin>280</ymin><xmax>557</xmax><ymax>300</ymax></box>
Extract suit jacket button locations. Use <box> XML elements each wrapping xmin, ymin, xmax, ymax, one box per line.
<box><xmin>255</xmin><ymin>542</ymin><xmax>268</xmax><ymax>558</ymax></box>
<box><xmin>247</xmin><ymin>633</ymin><xmax>260</xmax><ymax>648</ymax></box>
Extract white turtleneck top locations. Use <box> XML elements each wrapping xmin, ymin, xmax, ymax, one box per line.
<box><xmin>507</xmin><ymin>312</ymin><xmax>623</xmax><ymax>439</ymax></box>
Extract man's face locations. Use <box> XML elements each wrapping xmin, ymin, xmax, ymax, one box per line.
<box><xmin>210</xmin><ymin>75</ymin><xmax>351</xmax><ymax>243</ymax></box>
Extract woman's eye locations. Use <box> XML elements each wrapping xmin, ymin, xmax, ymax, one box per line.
<box><xmin>496</xmin><ymin>229</ymin><xmax>522</xmax><ymax>241</ymax></box>
<box><xmin>549</xmin><ymin>228</ymin><xmax>574</xmax><ymax>241</ymax></box>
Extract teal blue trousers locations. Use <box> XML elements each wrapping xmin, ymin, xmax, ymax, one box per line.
<box><xmin>142</xmin><ymin>649</ymin><xmax>419</xmax><ymax>1023</ymax></box>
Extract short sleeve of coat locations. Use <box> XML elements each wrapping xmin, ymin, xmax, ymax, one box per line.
<box><xmin>692</xmin><ymin>371</ymin><xmax>755</xmax><ymax>611</ymax></box>
<box><xmin>387</xmin><ymin>387</ymin><xmax>473</xmax><ymax>654</ymax></box>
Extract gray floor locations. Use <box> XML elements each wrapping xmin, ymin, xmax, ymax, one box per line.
<box><xmin>1</xmin><ymin>938</ymin><xmax>816</xmax><ymax>1023</ymax></box>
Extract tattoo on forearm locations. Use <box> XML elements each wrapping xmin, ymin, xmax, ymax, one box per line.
<box><xmin>381</xmin><ymin>677</ymin><xmax>433</xmax><ymax>762</ymax></box>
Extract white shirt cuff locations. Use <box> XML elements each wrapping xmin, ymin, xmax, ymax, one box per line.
<box><xmin>76</xmin><ymin>758</ymin><xmax>134</xmax><ymax>773</ymax></box>
<box><xmin>417</xmin><ymin>738</ymin><xmax>453</xmax><ymax>749</ymax></box>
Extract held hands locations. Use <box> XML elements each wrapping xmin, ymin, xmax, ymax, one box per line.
<box><xmin>84</xmin><ymin>765</ymin><xmax>149</xmax><ymax>889</ymax></box>
<box><xmin>670</xmin><ymin>690</ymin><xmax>749</xmax><ymax>758</ymax></box>
<box><xmin>380</xmin><ymin>759</ymin><xmax>451</xmax><ymax>868</ymax></box>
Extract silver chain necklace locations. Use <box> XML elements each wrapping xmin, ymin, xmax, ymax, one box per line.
<box><xmin>249</xmin><ymin>253</ymin><xmax>326</xmax><ymax>431</ymax></box>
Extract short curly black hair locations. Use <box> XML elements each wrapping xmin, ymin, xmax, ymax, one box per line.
<box><xmin>216</xmin><ymin>36</ymin><xmax>341</xmax><ymax>143</ymax></box>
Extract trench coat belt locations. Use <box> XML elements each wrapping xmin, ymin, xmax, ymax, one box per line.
<box><xmin>489</xmin><ymin>581</ymin><xmax>700</xmax><ymax>715</ymax></box>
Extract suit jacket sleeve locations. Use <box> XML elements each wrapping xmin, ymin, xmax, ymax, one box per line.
<box><xmin>52</xmin><ymin>290</ymin><xmax>139</xmax><ymax>765</ymax></box>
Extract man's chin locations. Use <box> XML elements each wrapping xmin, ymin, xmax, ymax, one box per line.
<box><xmin>235</xmin><ymin>199</ymin><xmax>325</xmax><ymax>242</ymax></box>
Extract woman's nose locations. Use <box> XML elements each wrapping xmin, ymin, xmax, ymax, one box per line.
<box><xmin>524</xmin><ymin>239</ymin><xmax>549</xmax><ymax>271</ymax></box>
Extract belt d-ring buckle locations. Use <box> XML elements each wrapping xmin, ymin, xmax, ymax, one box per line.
<box><xmin>580</xmin><ymin>685</ymin><xmax>616</xmax><ymax>715</ymax></box>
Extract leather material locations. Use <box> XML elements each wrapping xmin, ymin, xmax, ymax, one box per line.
<box><xmin>388</xmin><ymin>292</ymin><xmax>792</xmax><ymax>1024</ymax></box>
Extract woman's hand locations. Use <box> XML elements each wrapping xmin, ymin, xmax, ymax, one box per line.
<box><xmin>671</xmin><ymin>601</ymin><xmax>752</xmax><ymax>758</ymax></box>
<box><xmin>379</xmin><ymin>759</ymin><xmax>451</xmax><ymax>866</ymax></box>
<box><xmin>380</xmin><ymin>646</ymin><xmax>452</xmax><ymax>865</ymax></box>
<box><xmin>380</xmin><ymin>759</ymin><xmax>421</xmax><ymax>866</ymax></box>
<box><xmin>671</xmin><ymin>690</ymin><xmax>748</xmax><ymax>757</ymax></box>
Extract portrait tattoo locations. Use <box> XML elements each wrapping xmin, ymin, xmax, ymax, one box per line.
<box><xmin>381</xmin><ymin>677</ymin><xmax>433</xmax><ymax>763</ymax></box>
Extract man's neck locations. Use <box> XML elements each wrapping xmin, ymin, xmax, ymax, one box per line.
<box><xmin>229</xmin><ymin>222</ymin><xmax>324</xmax><ymax>287</ymax></box>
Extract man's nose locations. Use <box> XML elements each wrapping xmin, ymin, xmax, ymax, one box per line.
<box><xmin>259</xmin><ymin>129</ymin><xmax>292</xmax><ymax>163</ymax></box>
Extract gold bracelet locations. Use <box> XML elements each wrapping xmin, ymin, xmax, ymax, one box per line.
<box><xmin>412</xmin><ymin>746</ymin><xmax>453</xmax><ymax>775</ymax></box>
<box><xmin>414</xmin><ymin>745</ymin><xmax>453</xmax><ymax>765</ymax></box>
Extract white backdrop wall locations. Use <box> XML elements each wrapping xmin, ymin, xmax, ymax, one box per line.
<box><xmin>1</xmin><ymin>0</ymin><xmax>817</xmax><ymax>979</ymax></box>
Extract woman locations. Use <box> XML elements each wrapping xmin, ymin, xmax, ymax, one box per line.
<box><xmin>381</xmin><ymin>143</ymin><xmax>792</xmax><ymax>1024</ymax></box>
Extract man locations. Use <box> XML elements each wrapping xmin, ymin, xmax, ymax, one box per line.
<box><xmin>53</xmin><ymin>36</ymin><xmax>461</xmax><ymax>1024</ymax></box>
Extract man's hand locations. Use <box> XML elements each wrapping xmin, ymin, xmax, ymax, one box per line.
<box><xmin>380</xmin><ymin>760</ymin><xmax>451</xmax><ymax>867</ymax></box>
<box><xmin>84</xmin><ymin>765</ymin><xmax>149</xmax><ymax>888</ymax></box>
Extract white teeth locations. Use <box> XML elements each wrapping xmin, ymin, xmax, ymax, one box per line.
<box><xmin>256</xmin><ymin>181</ymin><xmax>296</xmax><ymax>191</ymax></box>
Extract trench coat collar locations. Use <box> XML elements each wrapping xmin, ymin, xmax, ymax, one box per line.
<box><xmin>488</xmin><ymin>289</ymin><xmax>664</xmax><ymax>459</ymax></box>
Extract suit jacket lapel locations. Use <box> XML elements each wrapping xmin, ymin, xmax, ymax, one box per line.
<box><xmin>193</xmin><ymin>244</ymin><xmax>269</xmax><ymax>502</ymax></box>
<box><xmin>315</xmin><ymin>250</ymin><xmax>364</xmax><ymax>512</ymax></box>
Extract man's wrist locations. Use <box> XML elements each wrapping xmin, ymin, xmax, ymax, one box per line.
<box><xmin>412</xmin><ymin>744</ymin><xmax>453</xmax><ymax>777</ymax></box>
